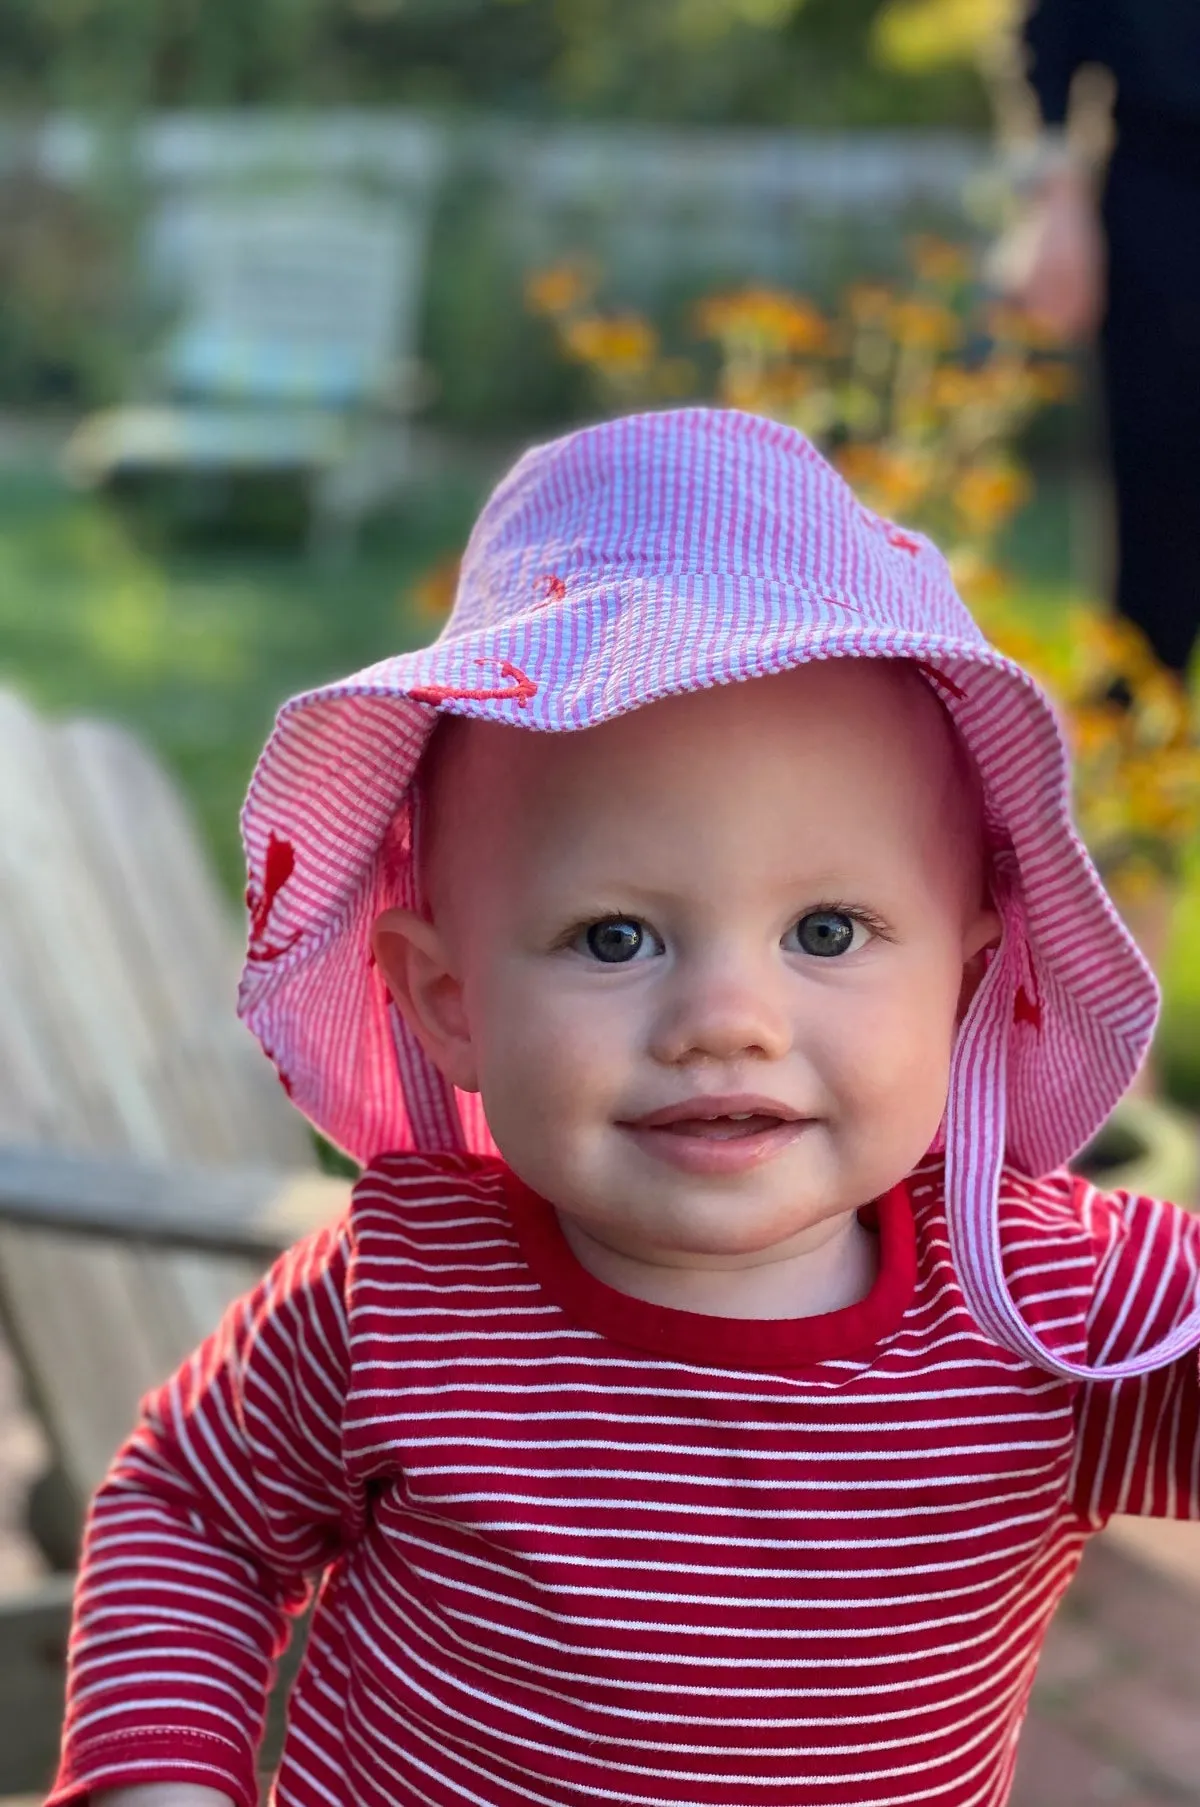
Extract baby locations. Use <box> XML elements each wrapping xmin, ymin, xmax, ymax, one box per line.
<box><xmin>52</xmin><ymin>409</ymin><xmax>1200</xmax><ymax>1807</ymax></box>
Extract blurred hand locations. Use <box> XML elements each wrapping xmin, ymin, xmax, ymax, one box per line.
<box><xmin>995</xmin><ymin>165</ymin><xmax>1107</xmax><ymax>343</ymax></box>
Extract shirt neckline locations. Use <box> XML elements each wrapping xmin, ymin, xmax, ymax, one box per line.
<box><xmin>502</xmin><ymin>1167</ymin><xmax>917</xmax><ymax>1371</ymax></box>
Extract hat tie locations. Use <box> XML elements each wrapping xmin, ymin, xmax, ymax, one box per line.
<box><xmin>946</xmin><ymin>866</ymin><xmax>1200</xmax><ymax>1380</ymax></box>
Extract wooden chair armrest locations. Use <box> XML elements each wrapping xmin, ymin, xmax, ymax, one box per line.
<box><xmin>0</xmin><ymin>1147</ymin><xmax>352</xmax><ymax>1258</ymax></box>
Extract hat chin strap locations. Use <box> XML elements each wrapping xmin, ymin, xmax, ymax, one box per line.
<box><xmin>945</xmin><ymin>886</ymin><xmax>1200</xmax><ymax>1382</ymax></box>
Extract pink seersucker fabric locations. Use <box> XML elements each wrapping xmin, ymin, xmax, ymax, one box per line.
<box><xmin>238</xmin><ymin>406</ymin><xmax>1191</xmax><ymax>1381</ymax></box>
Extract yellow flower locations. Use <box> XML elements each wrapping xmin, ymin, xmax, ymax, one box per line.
<box><xmin>561</xmin><ymin>313</ymin><xmax>659</xmax><ymax>371</ymax></box>
<box><xmin>1069</xmin><ymin>703</ymin><xmax>1126</xmax><ymax>763</ymax></box>
<box><xmin>891</xmin><ymin>299</ymin><xmax>963</xmax><ymax>352</ymax></box>
<box><xmin>952</xmin><ymin>462</ymin><xmax>1031</xmax><ymax>534</ymax></box>
<box><xmin>929</xmin><ymin>365</ymin><xmax>982</xmax><ymax>410</ymax></box>
<box><xmin>835</xmin><ymin>444</ymin><xmax>934</xmax><ymax>518</ymax></box>
<box><xmin>524</xmin><ymin>261</ymin><xmax>595</xmax><ymax>318</ymax></box>
<box><xmin>834</xmin><ymin>443</ymin><xmax>889</xmax><ymax>491</ymax></box>
<box><xmin>694</xmin><ymin>288</ymin><xmax>831</xmax><ymax>355</ymax></box>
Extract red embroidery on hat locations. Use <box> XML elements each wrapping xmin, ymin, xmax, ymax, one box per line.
<box><xmin>1014</xmin><ymin>984</ymin><xmax>1042</xmax><ymax>1032</ymax></box>
<box><xmin>539</xmin><ymin>573</ymin><xmax>567</xmax><ymax>604</ymax></box>
<box><xmin>887</xmin><ymin>529</ymin><xmax>922</xmax><ymax>555</ymax></box>
<box><xmin>410</xmin><ymin>660</ymin><xmax>538</xmax><ymax>709</ymax></box>
<box><xmin>246</xmin><ymin>832</ymin><xmax>301</xmax><ymax>962</ymax></box>
<box><xmin>912</xmin><ymin>661</ymin><xmax>966</xmax><ymax>702</ymax></box>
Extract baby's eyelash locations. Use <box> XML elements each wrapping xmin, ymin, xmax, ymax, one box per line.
<box><xmin>807</xmin><ymin>902</ymin><xmax>894</xmax><ymax>941</ymax></box>
<box><xmin>553</xmin><ymin>910</ymin><xmax>640</xmax><ymax>949</ymax></box>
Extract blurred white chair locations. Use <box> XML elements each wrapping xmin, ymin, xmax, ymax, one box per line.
<box><xmin>66</xmin><ymin>160</ymin><xmax>441</xmax><ymax>555</ymax></box>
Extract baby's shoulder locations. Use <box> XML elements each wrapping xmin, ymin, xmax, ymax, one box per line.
<box><xmin>909</xmin><ymin>1153</ymin><xmax>1191</xmax><ymax>1255</ymax></box>
<box><xmin>908</xmin><ymin>1155</ymin><xmax>1200</xmax><ymax>1368</ymax></box>
<box><xmin>907</xmin><ymin>1154</ymin><xmax>1088</xmax><ymax>1240</ymax></box>
<box><xmin>350</xmin><ymin>1148</ymin><xmax>509</xmax><ymax>1228</ymax></box>
<box><xmin>993</xmin><ymin>1161</ymin><xmax>1200</xmax><ymax>1272</ymax></box>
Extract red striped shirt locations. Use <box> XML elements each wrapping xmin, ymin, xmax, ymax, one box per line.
<box><xmin>51</xmin><ymin>1152</ymin><xmax>1200</xmax><ymax>1807</ymax></box>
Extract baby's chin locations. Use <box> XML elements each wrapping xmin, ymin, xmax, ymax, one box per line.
<box><xmin>554</xmin><ymin>1176</ymin><xmax>865</xmax><ymax>1268</ymax></box>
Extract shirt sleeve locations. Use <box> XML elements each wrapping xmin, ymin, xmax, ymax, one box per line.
<box><xmin>1071</xmin><ymin>1182</ymin><xmax>1200</xmax><ymax>1527</ymax></box>
<box><xmin>1023</xmin><ymin>0</ymin><xmax>1104</xmax><ymax>126</ymax></box>
<box><xmin>48</xmin><ymin>1217</ymin><xmax>363</xmax><ymax>1807</ymax></box>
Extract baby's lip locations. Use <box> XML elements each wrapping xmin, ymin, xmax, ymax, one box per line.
<box><xmin>623</xmin><ymin>1094</ymin><xmax>806</xmax><ymax>1129</ymax></box>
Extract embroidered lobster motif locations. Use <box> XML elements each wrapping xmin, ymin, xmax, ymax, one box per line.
<box><xmin>246</xmin><ymin>832</ymin><xmax>301</xmax><ymax>962</ymax></box>
<box><xmin>410</xmin><ymin>659</ymin><xmax>538</xmax><ymax>709</ymax></box>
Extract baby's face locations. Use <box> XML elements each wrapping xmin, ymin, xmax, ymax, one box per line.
<box><xmin>376</xmin><ymin>661</ymin><xmax>998</xmax><ymax>1271</ymax></box>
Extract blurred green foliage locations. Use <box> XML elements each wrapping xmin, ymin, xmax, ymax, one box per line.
<box><xmin>0</xmin><ymin>166</ymin><xmax>130</xmax><ymax>406</ymax></box>
<box><xmin>0</xmin><ymin>464</ymin><xmax>482</xmax><ymax>891</ymax></box>
<box><xmin>0</xmin><ymin>0</ymin><xmax>987</xmax><ymax>125</ymax></box>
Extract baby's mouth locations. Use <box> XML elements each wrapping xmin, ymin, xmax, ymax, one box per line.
<box><xmin>619</xmin><ymin>1096</ymin><xmax>811</xmax><ymax>1172</ymax></box>
<box><xmin>660</xmin><ymin>1112</ymin><xmax>785</xmax><ymax>1141</ymax></box>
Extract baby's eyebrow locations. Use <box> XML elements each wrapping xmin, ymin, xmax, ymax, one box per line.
<box><xmin>549</xmin><ymin>873</ymin><xmax>894</xmax><ymax>911</ymax></box>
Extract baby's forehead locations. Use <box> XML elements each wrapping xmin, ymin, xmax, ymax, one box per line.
<box><xmin>418</xmin><ymin>659</ymin><xmax>979</xmax><ymax>890</ymax></box>
<box><xmin>428</xmin><ymin>658</ymin><xmax>955</xmax><ymax>784</ymax></box>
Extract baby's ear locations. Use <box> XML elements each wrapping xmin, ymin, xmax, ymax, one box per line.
<box><xmin>371</xmin><ymin>908</ymin><xmax>480</xmax><ymax>1093</ymax></box>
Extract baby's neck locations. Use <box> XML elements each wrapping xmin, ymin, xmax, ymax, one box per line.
<box><xmin>555</xmin><ymin>1207</ymin><xmax>878</xmax><ymax>1321</ymax></box>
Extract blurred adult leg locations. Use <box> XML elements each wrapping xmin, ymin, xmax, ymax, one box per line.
<box><xmin>1102</xmin><ymin>134</ymin><xmax>1200</xmax><ymax>677</ymax></box>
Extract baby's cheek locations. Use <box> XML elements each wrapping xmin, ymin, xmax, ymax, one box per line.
<box><xmin>477</xmin><ymin>987</ymin><xmax>614</xmax><ymax>1136</ymax></box>
<box><xmin>833</xmin><ymin>970</ymin><xmax>957</xmax><ymax>1106</ymax></box>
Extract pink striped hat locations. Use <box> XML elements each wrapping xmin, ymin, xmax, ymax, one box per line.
<box><xmin>239</xmin><ymin>406</ymin><xmax>1181</xmax><ymax>1381</ymax></box>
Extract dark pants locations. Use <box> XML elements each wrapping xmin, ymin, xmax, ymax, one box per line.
<box><xmin>1101</xmin><ymin>134</ymin><xmax>1200</xmax><ymax>674</ymax></box>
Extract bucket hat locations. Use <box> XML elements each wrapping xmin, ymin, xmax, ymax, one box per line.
<box><xmin>239</xmin><ymin>406</ymin><xmax>1189</xmax><ymax>1381</ymax></box>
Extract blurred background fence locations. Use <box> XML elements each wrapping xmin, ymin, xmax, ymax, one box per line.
<box><xmin>0</xmin><ymin>110</ymin><xmax>986</xmax><ymax>432</ymax></box>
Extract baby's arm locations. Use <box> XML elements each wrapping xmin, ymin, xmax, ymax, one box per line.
<box><xmin>48</xmin><ymin>1221</ymin><xmax>362</xmax><ymax>1807</ymax></box>
<box><xmin>1071</xmin><ymin>1181</ymin><xmax>1200</xmax><ymax>1524</ymax></box>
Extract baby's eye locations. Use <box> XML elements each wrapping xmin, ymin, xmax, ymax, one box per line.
<box><xmin>783</xmin><ymin>910</ymin><xmax>870</xmax><ymax>959</ymax></box>
<box><xmin>578</xmin><ymin>917</ymin><xmax>663</xmax><ymax>964</ymax></box>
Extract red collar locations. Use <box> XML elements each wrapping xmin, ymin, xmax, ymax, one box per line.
<box><xmin>504</xmin><ymin>1169</ymin><xmax>917</xmax><ymax>1372</ymax></box>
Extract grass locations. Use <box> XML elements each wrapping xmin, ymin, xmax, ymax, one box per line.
<box><xmin>3</xmin><ymin>455</ymin><xmax>1199</xmax><ymax>1104</ymax></box>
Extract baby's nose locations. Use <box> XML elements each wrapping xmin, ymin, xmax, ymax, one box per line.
<box><xmin>649</xmin><ymin>961</ymin><xmax>792</xmax><ymax>1066</ymax></box>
